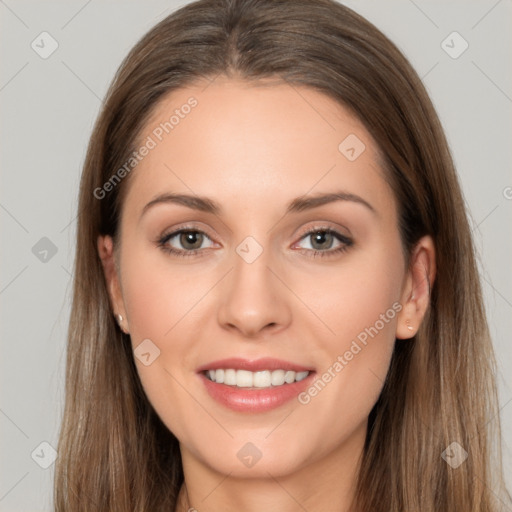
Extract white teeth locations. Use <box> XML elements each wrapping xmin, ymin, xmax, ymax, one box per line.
<box><xmin>295</xmin><ymin>371</ymin><xmax>309</xmax><ymax>382</ymax></box>
<box><xmin>271</xmin><ymin>369</ymin><xmax>285</xmax><ymax>386</ymax></box>
<box><xmin>224</xmin><ymin>369</ymin><xmax>237</xmax><ymax>385</ymax></box>
<box><xmin>205</xmin><ymin>369</ymin><xmax>311</xmax><ymax>388</ymax></box>
<box><xmin>284</xmin><ymin>370</ymin><xmax>295</xmax><ymax>384</ymax></box>
<box><xmin>236</xmin><ymin>370</ymin><xmax>253</xmax><ymax>387</ymax></box>
<box><xmin>253</xmin><ymin>371</ymin><xmax>271</xmax><ymax>387</ymax></box>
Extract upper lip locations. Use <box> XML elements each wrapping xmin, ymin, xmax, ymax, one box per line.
<box><xmin>196</xmin><ymin>357</ymin><xmax>314</xmax><ymax>373</ymax></box>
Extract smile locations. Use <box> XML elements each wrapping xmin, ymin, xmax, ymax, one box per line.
<box><xmin>204</xmin><ymin>369</ymin><xmax>310</xmax><ymax>388</ymax></box>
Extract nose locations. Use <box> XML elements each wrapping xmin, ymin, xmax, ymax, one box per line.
<box><xmin>217</xmin><ymin>241</ymin><xmax>292</xmax><ymax>339</ymax></box>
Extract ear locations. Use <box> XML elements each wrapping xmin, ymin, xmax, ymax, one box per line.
<box><xmin>396</xmin><ymin>235</ymin><xmax>436</xmax><ymax>340</ymax></box>
<box><xmin>97</xmin><ymin>235</ymin><xmax>129</xmax><ymax>334</ymax></box>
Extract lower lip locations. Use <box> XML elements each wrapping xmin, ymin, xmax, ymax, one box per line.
<box><xmin>199</xmin><ymin>371</ymin><xmax>316</xmax><ymax>412</ymax></box>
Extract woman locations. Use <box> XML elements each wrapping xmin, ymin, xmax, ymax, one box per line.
<box><xmin>54</xmin><ymin>0</ymin><xmax>511</xmax><ymax>510</ymax></box>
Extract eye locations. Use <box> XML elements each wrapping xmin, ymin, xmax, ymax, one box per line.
<box><xmin>293</xmin><ymin>227</ymin><xmax>353</xmax><ymax>258</ymax></box>
<box><xmin>157</xmin><ymin>228</ymin><xmax>215</xmax><ymax>258</ymax></box>
<box><xmin>156</xmin><ymin>225</ymin><xmax>353</xmax><ymax>259</ymax></box>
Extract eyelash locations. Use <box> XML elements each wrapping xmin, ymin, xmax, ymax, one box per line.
<box><xmin>156</xmin><ymin>225</ymin><xmax>353</xmax><ymax>259</ymax></box>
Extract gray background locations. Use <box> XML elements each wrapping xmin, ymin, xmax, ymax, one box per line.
<box><xmin>1</xmin><ymin>1</ymin><xmax>511</xmax><ymax>510</ymax></box>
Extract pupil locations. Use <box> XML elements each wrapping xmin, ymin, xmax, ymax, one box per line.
<box><xmin>178</xmin><ymin>231</ymin><xmax>333</xmax><ymax>251</ymax></box>
<box><xmin>312</xmin><ymin>231</ymin><xmax>332</xmax><ymax>250</ymax></box>
<box><xmin>181</xmin><ymin>231</ymin><xmax>202</xmax><ymax>250</ymax></box>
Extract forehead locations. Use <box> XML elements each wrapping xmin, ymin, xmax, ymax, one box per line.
<box><xmin>121</xmin><ymin>77</ymin><xmax>394</xmax><ymax>222</ymax></box>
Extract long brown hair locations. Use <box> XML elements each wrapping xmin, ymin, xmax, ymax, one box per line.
<box><xmin>54</xmin><ymin>0</ymin><xmax>511</xmax><ymax>510</ymax></box>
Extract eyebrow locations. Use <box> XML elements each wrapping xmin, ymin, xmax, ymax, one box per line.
<box><xmin>140</xmin><ymin>189</ymin><xmax>377</xmax><ymax>220</ymax></box>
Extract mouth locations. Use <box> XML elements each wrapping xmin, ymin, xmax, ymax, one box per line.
<box><xmin>202</xmin><ymin>368</ymin><xmax>311</xmax><ymax>389</ymax></box>
<box><xmin>196</xmin><ymin>357</ymin><xmax>316</xmax><ymax>412</ymax></box>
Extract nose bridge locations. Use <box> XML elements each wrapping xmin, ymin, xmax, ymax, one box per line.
<box><xmin>233</xmin><ymin>234</ymin><xmax>273</xmax><ymax>291</ymax></box>
<box><xmin>217</xmin><ymin>233</ymin><xmax>291</xmax><ymax>336</ymax></box>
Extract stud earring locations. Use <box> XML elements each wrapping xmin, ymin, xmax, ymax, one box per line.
<box><xmin>115</xmin><ymin>313</ymin><xmax>129</xmax><ymax>334</ymax></box>
<box><xmin>406</xmin><ymin>319</ymin><xmax>414</xmax><ymax>331</ymax></box>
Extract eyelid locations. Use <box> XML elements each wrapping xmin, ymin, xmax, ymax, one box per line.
<box><xmin>293</xmin><ymin>222</ymin><xmax>352</xmax><ymax>241</ymax></box>
<box><xmin>156</xmin><ymin>221</ymin><xmax>354</xmax><ymax>257</ymax></box>
<box><xmin>159</xmin><ymin>222</ymin><xmax>216</xmax><ymax>240</ymax></box>
<box><xmin>290</xmin><ymin>225</ymin><xmax>352</xmax><ymax>250</ymax></box>
<box><xmin>158</xmin><ymin>221</ymin><xmax>351</xmax><ymax>244</ymax></box>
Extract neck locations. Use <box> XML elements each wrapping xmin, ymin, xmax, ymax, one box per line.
<box><xmin>174</xmin><ymin>422</ymin><xmax>366</xmax><ymax>512</ymax></box>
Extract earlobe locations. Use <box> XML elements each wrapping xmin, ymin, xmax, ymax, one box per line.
<box><xmin>97</xmin><ymin>235</ymin><xmax>129</xmax><ymax>333</ymax></box>
<box><xmin>396</xmin><ymin>235</ymin><xmax>436</xmax><ymax>340</ymax></box>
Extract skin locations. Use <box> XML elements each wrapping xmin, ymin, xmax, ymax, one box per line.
<box><xmin>98</xmin><ymin>76</ymin><xmax>435</xmax><ymax>512</ymax></box>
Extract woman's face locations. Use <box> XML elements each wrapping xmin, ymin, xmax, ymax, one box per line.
<box><xmin>100</xmin><ymin>77</ymin><xmax>424</xmax><ymax>479</ymax></box>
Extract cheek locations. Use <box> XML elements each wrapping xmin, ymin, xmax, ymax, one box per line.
<box><xmin>120</xmin><ymin>242</ymin><xmax>199</xmax><ymax>340</ymax></box>
<box><xmin>298</xmin><ymin>241</ymin><xmax>403</xmax><ymax>348</ymax></box>
<box><xmin>119</xmin><ymin>243</ymin><xmax>208</xmax><ymax>401</ymax></box>
<box><xmin>119</xmin><ymin>252</ymin><xmax>202</xmax><ymax>438</ymax></box>
<box><xmin>292</xmin><ymin>247</ymin><xmax>403</xmax><ymax>413</ymax></box>
<box><xmin>123</xmin><ymin>276</ymin><xmax>172</xmax><ymax>341</ymax></box>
